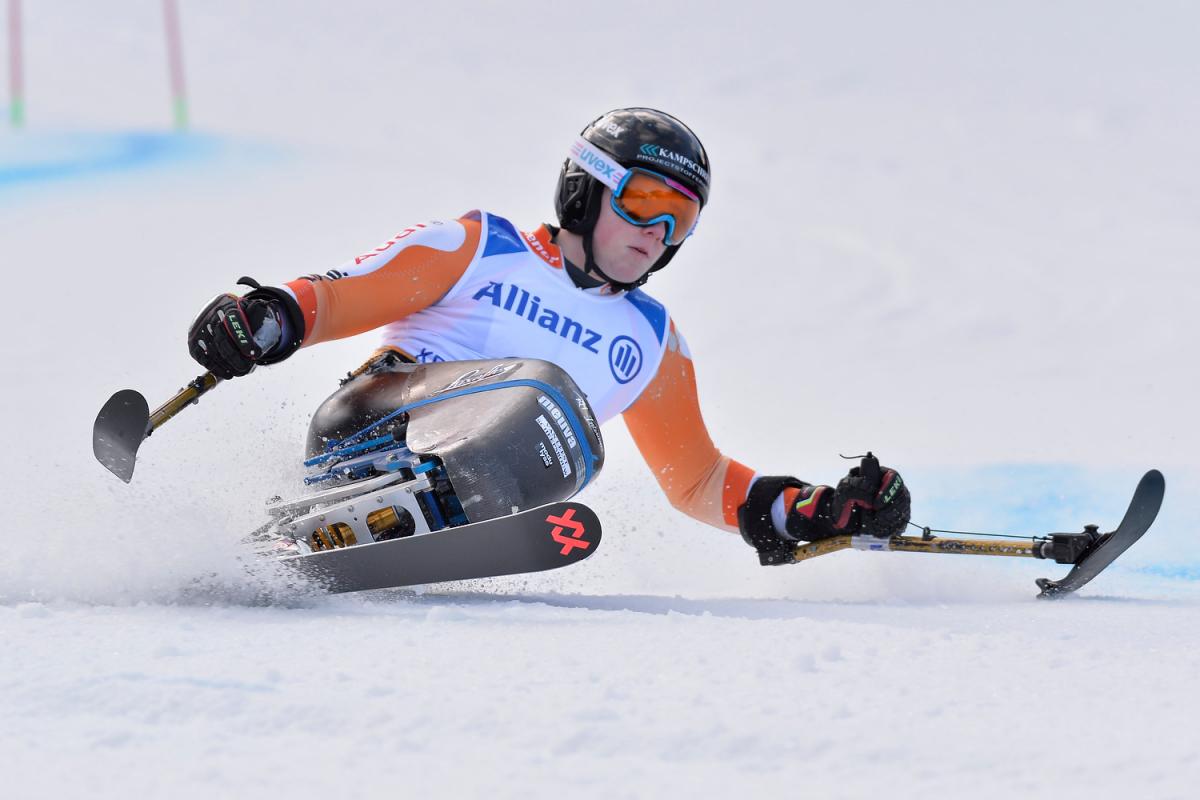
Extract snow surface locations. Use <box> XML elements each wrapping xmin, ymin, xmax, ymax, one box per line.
<box><xmin>2</xmin><ymin>1</ymin><xmax>1198</xmax><ymax>797</ymax></box>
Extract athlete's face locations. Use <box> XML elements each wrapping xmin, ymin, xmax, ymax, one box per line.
<box><xmin>590</xmin><ymin>188</ymin><xmax>668</xmax><ymax>284</ymax></box>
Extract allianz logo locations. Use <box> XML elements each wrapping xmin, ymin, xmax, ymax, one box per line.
<box><xmin>472</xmin><ymin>281</ymin><xmax>603</xmax><ymax>354</ymax></box>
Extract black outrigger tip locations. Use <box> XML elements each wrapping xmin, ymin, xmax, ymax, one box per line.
<box><xmin>1035</xmin><ymin>469</ymin><xmax>1166</xmax><ymax>598</ymax></box>
<box><xmin>93</xmin><ymin>389</ymin><xmax>150</xmax><ymax>483</ymax></box>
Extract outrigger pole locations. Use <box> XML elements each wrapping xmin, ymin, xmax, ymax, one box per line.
<box><xmin>93</xmin><ymin>372</ymin><xmax>221</xmax><ymax>483</ymax></box>
<box><xmin>793</xmin><ymin>532</ymin><xmax>1042</xmax><ymax>562</ymax></box>
<box><xmin>94</xmin><ymin>278</ymin><xmax>288</xmax><ymax>482</ymax></box>
<box><xmin>790</xmin><ymin>469</ymin><xmax>1165</xmax><ymax>599</ymax></box>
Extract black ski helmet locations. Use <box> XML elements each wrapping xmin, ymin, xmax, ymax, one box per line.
<box><xmin>554</xmin><ymin>107</ymin><xmax>711</xmax><ymax>290</ymax></box>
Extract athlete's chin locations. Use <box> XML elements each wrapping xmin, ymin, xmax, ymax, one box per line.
<box><xmin>606</xmin><ymin>263</ymin><xmax>653</xmax><ymax>285</ymax></box>
<box><xmin>593</xmin><ymin>247</ymin><xmax>659</xmax><ymax>285</ymax></box>
<box><xmin>617</xmin><ymin>250</ymin><xmax>660</xmax><ymax>279</ymax></box>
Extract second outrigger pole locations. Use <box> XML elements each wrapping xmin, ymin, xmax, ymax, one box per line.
<box><xmin>791</xmin><ymin>470</ymin><xmax>1165</xmax><ymax>599</ymax></box>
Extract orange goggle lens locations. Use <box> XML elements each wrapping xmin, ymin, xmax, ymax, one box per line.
<box><xmin>612</xmin><ymin>170</ymin><xmax>701</xmax><ymax>246</ymax></box>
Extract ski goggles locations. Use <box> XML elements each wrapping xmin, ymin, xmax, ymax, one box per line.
<box><xmin>568</xmin><ymin>136</ymin><xmax>701</xmax><ymax>246</ymax></box>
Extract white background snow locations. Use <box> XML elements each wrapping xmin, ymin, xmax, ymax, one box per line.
<box><xmin>2</xmin><ymin>1</ymin><xmax>1198</xmax><ymax>797</ymax></box>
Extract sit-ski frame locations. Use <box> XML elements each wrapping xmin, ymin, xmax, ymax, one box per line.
<box><xmin>92</xmin><ymin>374</ymin><xmax>1166</xmax><ymax>600</ymax></box>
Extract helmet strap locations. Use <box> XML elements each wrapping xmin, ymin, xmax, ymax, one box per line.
<box><xmin>563</xmin><ymin>247</ymin><xmax>605</xmax><ymax>289</ymax></box>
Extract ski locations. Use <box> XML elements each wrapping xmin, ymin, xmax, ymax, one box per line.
<box><xmin>277</xmin><ymin>500</ymin><xmax>602</xmax><ymax>594</ymax></box>
<box><xmin>1035</xmin><ymin>469</ymin><xmax>1165</xmax><ymax>598</ymax></box>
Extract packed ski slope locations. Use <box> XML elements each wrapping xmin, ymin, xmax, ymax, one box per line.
<box><xmin>2</xmin><ymin>2</ymin><xmax>1198</xmax><ymax>797</ymax></box>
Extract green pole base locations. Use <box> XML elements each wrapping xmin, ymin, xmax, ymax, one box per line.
<box><xmin>173</xmin><ymin>98</ymin><xmax>189</xmax><ymax>131</ymax></box>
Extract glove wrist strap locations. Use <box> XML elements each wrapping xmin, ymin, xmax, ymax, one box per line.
<box><xmin>237</xmin><ymin>276</ymin><xmax>305</xmax><ymax>366</ymax></box>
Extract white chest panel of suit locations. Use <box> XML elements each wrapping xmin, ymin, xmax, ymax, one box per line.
<box><xmin>380</xmin><ymin>211</ymin><xmax>670</xmax><ymax>423</ymax></box>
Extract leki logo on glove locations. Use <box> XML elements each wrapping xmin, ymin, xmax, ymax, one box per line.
<box><xmin>547</xmin><ymin>508</ymin><xmax>590</xmax><ymax>556</ymax></box>
<box><xmin>221</xmin><ymin>311</ymin><xmax>250</xmax><ymax>347</ymax></box>
<box><xmin>880</xmin><ymin>474</ymin><xmax>903</xmax><ymax>504</ymax></box>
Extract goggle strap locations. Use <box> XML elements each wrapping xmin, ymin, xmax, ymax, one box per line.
<box><xmin>568</xmin><ymin>136</ymin><xmax>627</xmax><ymax>192</ymax></box>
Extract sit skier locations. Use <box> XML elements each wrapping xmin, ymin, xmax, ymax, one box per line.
<box><xmin>186</xmin><ymin>107</ymin><xmax>911</xmax><ymax>566</ymax></box>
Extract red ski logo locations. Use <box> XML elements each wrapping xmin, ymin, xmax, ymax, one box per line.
<box><xmin>547</xmin><ymin>507</ymin><xmax>590</xmax><ymax>556</ymax></box>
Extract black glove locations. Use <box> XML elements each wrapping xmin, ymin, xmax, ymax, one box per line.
<box><xmin>737</xmin><ymin>453</ymin><xmax>911</xmax><ymax>566</ymax></box>
<box><xmin>826</xmin><ymin>452</ymin><xmax>910</xmax><ymax>539</ymax></box>
<box><xmin>187</xmin><ymin>277</ymin><xmax>304</xmax><ymax>379</ymax></box>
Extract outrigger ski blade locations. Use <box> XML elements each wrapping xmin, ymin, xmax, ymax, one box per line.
<box><xmin>93</xmin><ymin>372</ymin><xmax>221</xmax><ymax>483</ymax></box>
<box><xmin>1035</xmin><ymin>469</ymin><xmax>1166</xmax><ymax>599</ymax></box>
<box><xmin>93</xmin><ymin>389</ymin><xmax>151</xmax><ymax>483</ymax></box>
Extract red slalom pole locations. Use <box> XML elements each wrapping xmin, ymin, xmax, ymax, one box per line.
<box><xmin>162</xmin><ymin>0</ymin><xmax>188</xmax><ymax>129</ymax></box>
<box><xmin>8</xmin><ymin>0</ymin><xmax>23</xmax><ymax>127</ymax></box>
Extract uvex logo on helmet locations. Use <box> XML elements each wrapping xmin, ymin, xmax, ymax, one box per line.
<box><xmin>570</xmin><ymin>140</ymin><xmax>620</xmax><ymax>182</ymax></box>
